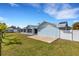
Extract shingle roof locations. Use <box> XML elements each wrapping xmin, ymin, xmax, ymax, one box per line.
<box><xmin>38</xmin><ymin>21</ymin><xmax>56</xmax><ymax>27</ymax></box>
<box><xmin>38</xmin><ymin>21</ymin><xmax>57</xmax><ymax>31</ymax></box>
<box><xmin>59</xmin><ymin>21</ymin><xmax>67</xmax><ymax>24</ymax></box>
<box><xmin>26</xmin><ymin>25</ymin><xmax>38</xmax><ymax>29</ymax></box>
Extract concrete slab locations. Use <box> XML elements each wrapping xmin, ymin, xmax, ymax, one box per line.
<box><xmin>28</xmin><ymin>35</ymin><xmax>57</xmax><ymax>43</ymax></box>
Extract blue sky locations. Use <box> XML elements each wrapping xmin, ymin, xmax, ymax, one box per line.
<box><xmin>0</xmin><ymin>3</ymin><xmax>79</xmax><ymax>27</ymax></box>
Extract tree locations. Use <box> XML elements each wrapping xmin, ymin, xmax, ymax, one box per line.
<box><xmin>0</xmin><ymin>22</ymin><xmax>7</xmax><ymax>55</ymax></box>
<box><xmin>0</xmin><ymin>23</ymin><xmax>7</xmax><ymax>41</ymax></box>
<box><xmin>73</xmin><ymin>22</ymin><xmax>79</xmax><ymax>30</ymax></box>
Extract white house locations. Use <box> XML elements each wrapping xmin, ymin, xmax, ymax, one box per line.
<box><xmin>26</xmin><ymin>25</ymin><xmax>38</xmax><ymax>35</ymax></box>
<box><xmin>37</xmin><ymin>21</ymin><xmax>59</xmax><ymax>39</ymax></box>
<box><xmin>25</xmin><ymin>21</ymin><xmax>59</xmax><ymax>39</ymax></box>
<box><xmin>6</xmin><ymin>27</ymin><xmax>18</xmax><ymax>33</ymax></box>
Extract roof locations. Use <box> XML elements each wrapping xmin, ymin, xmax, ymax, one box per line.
<box><xmin>38</xmin><ymin>21</ymin><xmax>57</xmax><ymax>31</ymax></box>
<box><xmin>58</xmin><ymin>21</ymin><xmax>70</xmax><ymax>30</ymax></box>
<box><xmin>59</xmin><ymin>21</ymin><xmax>67</xmax><ymax>24</ymax></box>
<box><xmin>26</xmin><ymin>25</ymin><xmax>38</xmax><ymax>29</ymax></box>
<box><xmin>38</xmin><ymin>21</ymin><xmax>56</xmax><ymax>27</ymax></box>
<box><xmin>58</xmin><ymin>21</ymin><xmax>68</xmax><ymax>27</ymax></box>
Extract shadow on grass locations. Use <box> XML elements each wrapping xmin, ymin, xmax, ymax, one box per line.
<box><xmin>5</xmin><ymin>42</ymin><xmax>22</xmax><ymax>45</ymax></box>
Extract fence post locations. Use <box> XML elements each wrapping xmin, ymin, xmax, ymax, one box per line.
<box><xmin>59</xmin><ymin>29</ymin><xmax>60</xmax><ymax>39</ymax></box>
<box><xmin>72</xmin><ymin>29</ymin><xmax>73</xmax><ymax>41</ymax></box>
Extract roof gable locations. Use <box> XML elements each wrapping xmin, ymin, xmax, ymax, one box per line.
<box><xmin>38</xmin><ymin>21</ymin><xmax>56</xmax><ymax>27</ymax></box>
<box><xmin>38</xmin><ymin>21</ymin><xmax>57</xmax><ymax>31</ymax></box>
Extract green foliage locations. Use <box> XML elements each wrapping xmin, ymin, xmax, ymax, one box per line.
<box><xmin>0</xmin><ymin>23</ymin><xmax>7</xmax><ymax>32</ymax></box>
<box><xmin>0</xmin><ymin>22</ymin><xmax>7</xmax><ymax>43</ymax></box>
<box><xmin>0</xmin><ymin>23</ymin><xmax>7</xmax><ymax>36</ymax></box>
<box><xmin>73</xmin><ymin>22</ymin><xmax>79</xmax><ymax>30</ymax></box>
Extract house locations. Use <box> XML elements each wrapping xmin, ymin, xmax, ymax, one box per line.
<box><xmin>6</xmin><ymin>27</ymin><xmax>18</xmax><ymax>33</ymax></box>
<box><xmin>26</xmin><ymin>25</ymin><xmax>38</xmax><ymax>35</ymax></box>
<box><xmin>58</xmin><ymin>21</ymin><xmax>71</xmax><ymax>30</ymax></box>
<box><xmin>25</xmin><ymin>21</ymin><xmax>59</xmax><ymax>38</ymax></box>
<box><xmin>21</xmin><ymin>27</ymin><xmax>27</xmax><ymax>33</ymax></box>
<box><xmin>6</xmin><ymin>26</ymin><xmax>21</xmax><ymax>33</ymax></box>
<box><xmin>58</xmin><ymin>21</ymin><xmax>72</xmax><ymax>33</ymax></box>
<box><xmin>16</xmin><ymin>27</ymin><xmax>22</xmax><ymax>32</ymax></box>
<box><xmin>37</xmin><ymin>21</ymin><xmax>59</xmax><ymax>38</ymax></box>
<box><xmin>58</xmin><ymin>21</ymin><xmax>68</xmax><ymax>30</ymax></box>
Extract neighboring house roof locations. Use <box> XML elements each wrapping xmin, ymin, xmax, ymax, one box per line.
<box><xmin>26</xmin><ymin>25</ymin><xmax>38</xmax><ymax>29</ymax></box>
<box><xmin>58</xmin><ymin>22</ymin><xmax>68</xmax><ymax>27</ymax></box>
<box><xmin>58</xmin><ymin>21</ymin><xmax>71</xmax><ymax>30</ymax></box>
<box><xmin>38</xmin><ymin>21</ymin><xmax>57</xmax><ymax>31</ymax></box>
<box><xmin>59</xmin><ymin>21</ymin><xmax>67</xmax><ymax>24</ymax></box>
<box><xmin>6</xmin><ymin>27</ymin><xmax>18</xmax><ymax>32</ymax></box>
<box><xmin>23</xmin><ymin>27</ymin><xmax>27</xmax><ymax>29</ymax></box>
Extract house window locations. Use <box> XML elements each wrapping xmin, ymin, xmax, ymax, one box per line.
<box><xmin>27</xmin><ymin>29</ymin><xmax>32</xmax><ymax>33</ymax></box>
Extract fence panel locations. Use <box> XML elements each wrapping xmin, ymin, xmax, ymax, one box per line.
<box><xmin>60</xmin><ymin>30</ymin><xmax>72</xmax><ymax>40</ymax></box>
<box><xmin>73</xmin><ymin>30</ymin><xmax>79</xmax><ymax>41</ymax></box>
<box><xmin>60</xmin><ymin>30</ymin><xmax>79</xmax><ymax>42</ymax></box>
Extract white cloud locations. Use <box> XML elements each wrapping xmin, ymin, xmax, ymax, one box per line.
<box><xmin>9</xmin><ymin>3</ymin><xmax>19</xmax><ymax>7</ymax></box>
<box><xmin>0</xmin><ymin>16</ymin><xmax>5</xmax><ymax>21</ymax></box>
<box><xmin>57</xmin><ymin>8</ymin><xmax>79</xmax><ymax>19</ymax></box>
<box><xmin>61</xmin><ymin>3</ymin><xmax>71</xmax><ymax>10</ymax></box>
<box><xmin>29</xmin><ymin>3</ymin><xmax>40</xmax><ymax>8</ymax></box>
<box><xmin>44</xmin><ymin>3</ymin><xmax>79</xmax><ymax>19</ymax></box>
<box><xmin>0</xmin><ymin>16</ymin><xmax>6</xmax><ymax>22</ymax></box>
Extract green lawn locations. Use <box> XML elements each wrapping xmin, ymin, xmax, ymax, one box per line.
<box><xmin>2</xmin><ymin>33</ymin><xmax>79</xmax><ymax>56</ymax></box>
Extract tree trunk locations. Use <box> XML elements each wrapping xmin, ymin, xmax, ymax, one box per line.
<box><xmin>0</xmin><ymin>32</ymin><xmax>2</xmax><ymax>56</ymax></box>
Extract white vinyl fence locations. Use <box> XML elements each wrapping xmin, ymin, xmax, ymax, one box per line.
<box><xmin>59</xmin><ymin>30</ymin><xmax>79</xmax><ymax>41</ymax></box>
<box><xmin>73</xmin><ymin>30</ymin><xmax>79</xmax><ymax>41</ymax></box>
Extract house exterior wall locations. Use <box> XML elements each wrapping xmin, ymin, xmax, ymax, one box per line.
<box><xmin>38</xmin><ymin>25</ymin><xmax>59</xmax><ymax>39</ymax></box>
<box><xmin>6</xmin><ymin>28</ymin><xmax>18</xmax><ymax>33</ymax></box>
<box><xmin>27</xmin><ymin>28</ymin><xmax>35</xmax><ymax>35</ymax></box>
<box><xmin>25</xmin><ymin>25</ymin><xmax>38</xmax><ymax>35</ymax></box>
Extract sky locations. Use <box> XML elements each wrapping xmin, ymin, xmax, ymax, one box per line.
<box><xmin>0</xmin><ymin>3</ymin><xmax>79</xmax><ymax>28</ymax></box>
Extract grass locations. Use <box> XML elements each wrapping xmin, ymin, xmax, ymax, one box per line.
<box><xmin>2</xmin><ymin>33</ymin><xmax>79</xmax><ymax>56</ymax></box>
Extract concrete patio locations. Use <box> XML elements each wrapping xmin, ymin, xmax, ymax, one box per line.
<box><xmin>28</xmin><ymin>35</ymin><xmax>57</xmax><ymax>43</ymax></box>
